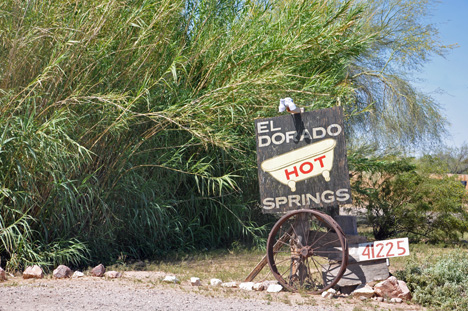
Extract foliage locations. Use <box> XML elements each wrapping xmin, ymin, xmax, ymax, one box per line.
<box><xmin>395</xmin><ymin>250</ymin><xmax>468</xmax><ymax>310</ymax></box>
<box><xmin>0</xmin><ymin>0</ymin><xmax>457</xmax><ymax>270</ymax></box>
<box><xmin>350</xmin><ymin>153</ymin><xmax>468</xmax><ymax>241</ymax></box>
<box><xmin>420</xmin><ymin>143</ymin><xmax>468</xmax><ymax>174</ymax></box>
<box><xmin>347</xmin><ymin>0</ymin><xmax>453</xmax><ymax>150</ymax></box>
<box><xmin>0</xmin><ymin>0</ymin><xmax>371</xmax><ymax>269</ymax></box>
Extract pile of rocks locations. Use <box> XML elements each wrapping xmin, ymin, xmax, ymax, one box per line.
<box><xmin>321</xmin><ymin>276</ymin><xmax>411</xmax><ymax>303</ymax></box>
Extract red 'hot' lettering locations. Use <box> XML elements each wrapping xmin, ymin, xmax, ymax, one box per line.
<box><xmin>284</xmin><ymin>166</ymin><xmax>298</xmax><ymax>180</ymax></box>
<box><xmin>299</xmin><ymin>162</ymin><xmax>313</xmax><ymax>174</ymax></box>
<box><xmin>314</xmin><ymin>155</ymin><xmax>326</xmax><ymax>168</ymax></box>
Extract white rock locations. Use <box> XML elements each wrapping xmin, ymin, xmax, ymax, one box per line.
<box><xmin>104</xmin><ymin>271</ymin><xmax>122</xmax><ymax>278</ymax></box>
<box><xmin>163</xmin><ymin>275</ymin><xmax>180</xmax><ymax>284</ymax></box>
<box><xmin>210</xmin><ymin>278</ymin><xmax>223</xmax><ymax>286</ymax></box>
<box><xmin>390</xmin><ymin>298</ymin><xmax>403</xmax><ymax>303</ymax></box>
<box><xmin>23</xmin><ymin>265</ymin><xmax>44</xmax><ymax>279</ymax></box>
<box><xmin>352</xmin><ymin>284</ymin><xmax>375</xmax><ymax>299</ymax></box>
<box><xmin>191</xmin><ymin>277</ymin><xmax>201</xmax><ymax>286</ymax></box>
<box><xmin>321</xmin><ymin>288</ymin><xmax>336</xmax><ymax>299</ymax></box>
<box><xmin>266</xmin><ymin>284</ymin><xmax>283</xmax><ymax>293</ymax></box>
<box><xmin>239</xmin><ymin>282</ymin><xmax>254</xmax><ymax>291</ymax></box>
<box><xmin>253</xmin><ymin>282</ymin><xmax>266</xmax><ymax>291</ymax></box>
<box><xmin>221</xmin><ymin>281</ymin><xmax>238</xmax><ymax>288</ymax></box>
<box><xmin>72</xmin><ymin>271</ymin><xmax>84</xmax><ymax>278</ymax></box>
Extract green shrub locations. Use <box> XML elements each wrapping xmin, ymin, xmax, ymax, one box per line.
<box><xmin>395</xmin><ymin>250</ymin><xmax>468</xmax><ymax>310</ymax></box>
<box><xmin>351</xmin><ymin>155</ymin><xmax>468</xmax><ymax>242</ymax></box>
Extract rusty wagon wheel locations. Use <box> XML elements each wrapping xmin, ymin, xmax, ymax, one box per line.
<box><xmin>266</xmin><ymin>209</ymin><xmax>348</xmax><ymax>294</ymax></box>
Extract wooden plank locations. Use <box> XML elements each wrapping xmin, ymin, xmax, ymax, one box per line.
<box><xmin>334</xmin><ymin>215</ymin><xmax>358</xmax><ymax>236</ymax></box>
<box><xmin>244</xmin><ymin>255</ymin><xmax>268</xmax><ymax>282</ymax></box>
<box><xmin>244</xmin><ymin>229</ymin><xmax>292</xmax><ymax>282</ymax></box>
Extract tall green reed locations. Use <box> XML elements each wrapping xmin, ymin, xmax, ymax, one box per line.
<box><xmin>0</xmin><ymin>0</ymin><xmax>370</xmax><ymax>269</ymax></box>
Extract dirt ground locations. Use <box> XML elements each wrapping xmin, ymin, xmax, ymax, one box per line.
<box><xmin>0</xmin><ymin>271</ymin><xmax>426</xmax><ymax>311</ymax></box>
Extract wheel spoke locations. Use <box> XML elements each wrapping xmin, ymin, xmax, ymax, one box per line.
<box><xmin>313</xmin><ymin>249</ymin><xmax>343</xmax><ymax>255</ymax></box>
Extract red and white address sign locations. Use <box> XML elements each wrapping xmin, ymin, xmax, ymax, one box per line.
<box><xmin>358</xmin><ymin>238</ymin><xmax>410</xmax><ymax>262</ymax></box>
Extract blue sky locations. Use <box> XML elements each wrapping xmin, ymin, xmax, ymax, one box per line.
<box><xmin>414</xmin><ymin>0</ymin><xmax>468</xmax><ymax>149</ymax></box>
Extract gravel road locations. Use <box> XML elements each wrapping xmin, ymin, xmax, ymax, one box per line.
<box><xmin>0</xmin><ymin>272</ymin><xmax>424</xmax><ymax>311</ymax></box>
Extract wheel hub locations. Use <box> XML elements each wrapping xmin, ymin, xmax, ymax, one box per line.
<box><xmin>300</xmin><ymin>246</ymin><xmax>312</xmax><ymax>258</ymax></box>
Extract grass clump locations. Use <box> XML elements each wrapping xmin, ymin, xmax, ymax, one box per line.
<box><xmin>395</xmin><ymin>250</ymin><xmax>468</xmax><ymax>311</ymax></box>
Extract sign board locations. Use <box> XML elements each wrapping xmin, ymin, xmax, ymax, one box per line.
<box><xmin>255</xmin><ymin>106</ymin><xmax>352</xmax><ymax>213</ymax></box>
<box><xmin>356</xmin><ymin>238</ymin><xmax>410</xmax><ymax>262</ymax></box>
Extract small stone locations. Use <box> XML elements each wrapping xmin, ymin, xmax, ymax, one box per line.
<box><xmin>90</xmin><ymin>264</ymin><xmax>105</xmax><ymax>277</ymax></box>
<box><xmin>221</xmin><ymin>281</ymin><xmax>238</xmax><ymax>288</ymax></box>
<box><xmin>321</xmin><ymin>288</ymin><xmax>336</xmax><ymax>299</ymax></box>
<box><xmin>72</xmin><ymin>271</ymin><xmax>84</xmax><ymax>278</ymax></box>
<box><xmin>163</xmin><ymin>275</ymin><xmax>180</xmax><ymax>284</ymax></box>
<box><xmin>359</xmin><ymin>296</ymin><xmax>368</xmax><ymax>301</ymax></box>
<box><xmin>266</xmin><ymin>284</ymin><xmax>283</xmax><ymax>293</ymax></box>
<box><xmin>191</xmin><ymin>277</ymin><xmax>201</xmax><ymax>286</ymax></box>
<box><xmin>0</xmin><ymin>267</ymin><xmax>6</xmax><ymax>281</ymax></box>
<box><xmin>239</xmin><ymin>282</ymin><xmax>254</xmax><ymax>291</ymax></box>
<box><xmin>23</xmin><ymin>265</ymin><xmax>44</xmax><ymax>279</ymax></box>
<box><xmin>210</xmin><ymin>278</ymin><xmax>222</xmax><ymax>286</ymax></box>
<box><xmin>253</xmin><ymin>282</ymin><xmax>266</xmax><ymax>291</ymax></box>
<box><xmin>390</xmin><ymin>298</ymin><xmax>403</xmax><ymax>303</ymax></box>
<box><xmin>352</xmin><ymin>284</ymin><xmax>375</xmax><ymax>299</ymax></box>
<box><xmin>104</xmin><ymin>271</ymin><xmax>122</xmax><ymax>278</ymax></box>
<box><xmin>53</xmin><ymin>265</ymin><xmax>73</xmax><ymax>279</ymax></box>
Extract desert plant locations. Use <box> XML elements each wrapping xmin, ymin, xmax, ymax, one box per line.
<box><xmin>395</xmin><ymin>250</ymin><xmax>468</xmax><ymax>310</ymax></box>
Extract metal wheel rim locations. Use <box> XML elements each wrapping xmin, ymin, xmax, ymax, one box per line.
<box><xmin>266</xmin><ymin>209</ymin><xmax>349</xmax><ymax>294</ymax></box>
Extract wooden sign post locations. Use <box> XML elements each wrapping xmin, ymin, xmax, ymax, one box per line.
<box><xmin>245</xmin><ymin>107</ymin><xmax>353</xmax><ymax>285</ymax></box>
<box><xmin>249</xmin><ymin>106</ymin><xmax>408</xmax><ymax>291</ymax></box>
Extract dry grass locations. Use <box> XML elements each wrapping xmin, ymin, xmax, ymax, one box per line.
<box><xmin>112</xmin><ymin>248</ymin><xmax>274</xmax><ymax>283</ymax></box>
<box><xmin>104</xmin><ymin>246</ymin><xmax>430</xmax><ymax>310</ymax></box>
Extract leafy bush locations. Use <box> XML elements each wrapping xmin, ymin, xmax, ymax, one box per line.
<box><xmin>350</xmin><ymin>154</ymin><xmax>468</xmax><ymax>242</ymax></box>
<box><xmin>395</xmin><ymin>251</ymin><xmax>468</xmax><ymax>310</ymax></box>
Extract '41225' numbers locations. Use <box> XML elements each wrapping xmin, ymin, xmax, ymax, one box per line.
<box><xmin>358</xmin><ymin>238</ymin><xmax>409</xmax><ymax>262</ymax></box>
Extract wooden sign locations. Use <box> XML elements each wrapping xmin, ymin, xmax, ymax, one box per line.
<box><xmin>255</xmin><ymin>106</ymin><xmax>352</xmax><ymax>213</ymax></box>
